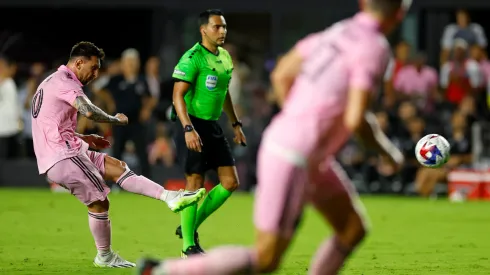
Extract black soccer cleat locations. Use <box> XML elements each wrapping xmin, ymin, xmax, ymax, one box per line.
<box><xmin>175</xmin><ymin>225</ymin><xmax>206</xmax><ymax>253</ymax></box>
<box><xmin>181</xmin><ymin>246</ymin><xmax>204</xmax><ymax>259</ymax></box>
<box><xmin>135</xmin><ymin>258</ymin><xmax>160</xmax><ymax>275</ymax></box>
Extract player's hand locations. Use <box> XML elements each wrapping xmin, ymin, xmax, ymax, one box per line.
<box><xmin>85</xmin><ymin>134</ymin><xmax>111</xmax><ymax>150</ymax></box>
<box><xmin>233</xmin><ymin>126</ymin><xmax>247</xmax><ymax>147</ymax></box>
<box><xmin>185</xmin><ymin>130</ymin><xmax>203</xmax><ymax>152</ymax></box>
<box><xmin>114</xmin><ymin>113</ymin><xmax>128</xmax><ymax>125</ymax></box>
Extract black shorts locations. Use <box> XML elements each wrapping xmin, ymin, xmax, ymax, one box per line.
<box><xmin>174</xmin><ymin>115</ymin><xmax>235</xmax><ymax>175</ymax></box>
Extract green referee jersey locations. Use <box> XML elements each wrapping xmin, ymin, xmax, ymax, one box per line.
<box><xmin>172</xmin><ymin>42</ymin><xmax>234</xmax><ymax>121</ymax></box>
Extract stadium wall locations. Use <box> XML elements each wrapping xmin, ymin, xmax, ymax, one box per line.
<box><xmin>0</xmin><ymin>160</ymin><xmax>185</xmax><ymax>188</ymax></box>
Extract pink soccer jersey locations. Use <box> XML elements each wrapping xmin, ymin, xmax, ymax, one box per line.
<box><xmin>394</xmin><ymin>65</ymin><xmax>438</xmax><ymax>95</ymax></box>
<box><xmin>31</xmin><ymin>65</ymin><xmax>89</xmax><ymax>174</ymax></box>
<box><xmin>262</xmin><ymin>12</ymin><xmax>391</xmax><ymax>161</ymax></box>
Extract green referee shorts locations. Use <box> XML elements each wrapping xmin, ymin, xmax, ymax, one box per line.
<box><xmin>174</xmin><ymin>115</ymin><xmax>235</xmax><ymax>175</ymax></box>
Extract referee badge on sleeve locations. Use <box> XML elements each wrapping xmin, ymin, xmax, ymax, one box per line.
<box><xmin>206</xmin><ymin>75</ymin><xmax>218</xmax><ymax>90</ymax></box>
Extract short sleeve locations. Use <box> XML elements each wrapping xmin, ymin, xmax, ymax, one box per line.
<box><xmin>349</xmin><ymin>42</ymin><xmax>390</xmax><ymax>91</ymax></box>
<box><xmin>172</xmin><ymin>54</ymin><xmax>199</xmax><ymax>83</ymax></box>
<box><xmin>441</xmin><ymin>25</ymin><xmax>457</xmax><ymax>49</ymax></box>
<box><xmin>58</xmin><ymin>88</ymin><xmax>85</xmax><ymax>106</ymax></box>
<box><xmin>295</xmin><ymin>32</ymin><xmax>322</xmax><ymax>59</ymax></box>
<box><xmin>471</xmin><ymin>23</ymin><xmax>487</xmax><ymax>47</ymax></box>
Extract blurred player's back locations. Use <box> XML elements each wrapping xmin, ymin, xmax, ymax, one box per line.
<box><xmin>31</xmin><ymin>66</ymin><xmax>88</xmax><ymax>174</ymax></box>
<box><xmin>264</xmin><ymin>12</ymin><xmax>391</xmax><ymax>159</ymax></box>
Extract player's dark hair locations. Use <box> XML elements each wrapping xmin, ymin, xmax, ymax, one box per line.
<box><xmin>369</xmin><ymin>0</ymin><xmax>404</xmax><ymax>14</ymax></box>
<box><xmin>198</xmin><ymin>9</ymin><xmax>224</xmax><ymax>27</ymax></box>
<box><xmin>70</xmin><ymin>41</ymin><xmax>105</xmax><ymax>61</ymax></box>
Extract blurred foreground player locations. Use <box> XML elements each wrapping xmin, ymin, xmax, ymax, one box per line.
<box><xmin>31</xmin><ymin>42</ymin><xmax>205</xmax><ymax>268</ymax></box>
<box><xmin>137</xmin><ymin>0</ymin><xmax>409</xmax><ymax>274</ymax></box>
<box><xmin>171</xmin><ymin>9</ymin><xmax>247</xmax><ymax>257</ymax></box>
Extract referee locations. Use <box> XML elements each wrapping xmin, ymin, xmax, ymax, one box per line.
<box><xmin>171</xmin><ymin>9</ymin><xmax>246</xmax><ymax>257</ymax></box>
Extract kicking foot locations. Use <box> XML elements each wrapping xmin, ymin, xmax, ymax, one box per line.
<box><xmin>181</xmin><ymin>246</ymin><xmax>204</xmax><ymax>259</ymax></box>
<box><xmin>93</xmin><ymin>251</ymin><xmax>136</xmax><ymax>268</ymax></box>
<box><xmin>175</xmin><ymin>225</ymin><xmax>205</xmax><ymax>253</ymax></box>
<box><xmin>165</xmin><ymin>188</ymin><xmax>206</xmax><ymax>213</ymax></box>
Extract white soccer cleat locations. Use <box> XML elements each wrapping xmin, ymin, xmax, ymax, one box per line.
<box><xmin>93</xmin><ymin>251</ymin><xmax>136</xmax><ymax>268</ymax></box>
<box><xmin>165</xmin><ymin>188</ymin><xmax>206</xmax><ymax>213</ymax></box>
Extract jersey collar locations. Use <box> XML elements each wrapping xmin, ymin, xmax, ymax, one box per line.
<box><xmin>353</xmin><ymin>12</ymin><xmax>382</xmax><ymax>31</ymax></box>
<box><xmin>199</xmin><ymin>42</ymin><xmax>220</xmax><ymax>56</ymax></box>
<box><xmin>58</xmin><ymin>65</ymin><xmax>83</xmax><ymax>87</ymax></box>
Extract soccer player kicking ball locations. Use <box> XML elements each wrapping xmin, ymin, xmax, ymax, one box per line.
<box><xmin>170</xmin><ymin>9</ymin><xmax>247</xmax><ymax>258</ymax></box>
<box><xmin>137</xmin><ymin>0</ymin><xmax>410</xmax><ymax>274</ymax></box>
<box><xmin>30</xmin><ymin>42</ymin><xmax>205</xmax><ymax>268</ymax></box>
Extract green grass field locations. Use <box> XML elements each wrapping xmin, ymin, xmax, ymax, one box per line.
<box><xmin>1</xmin><ymin>188</ymin><xmax>489</xmax><ymax>274</ymax></box>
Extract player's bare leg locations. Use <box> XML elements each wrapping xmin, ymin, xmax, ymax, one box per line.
<box><xmin>103</xmin><ymin>156</ymin><xmax>205</xmax><ymax>212</ymax></box>
<box><xmin>88</xmin><ymin>199</ymin><xmax>137</xmax><ymax>268</ymax></box>
<box><xmin>307</xmin><ymin>161</ymin><xmax>368</xmax><ymax>275</ymax></box>
<box><xmin>176</xmin><ymin>166</ymin><xmax>239</xmax><ymax>254</ymax></box>
<box><xmin>415</xmin><ymin>167</ymin><xmax>446</xmax><ymax>197</ymax></box>
<box><xmin>137</xmin><ymin>228</ymin><xmax>293</xmax><ymax>274</ymax></box>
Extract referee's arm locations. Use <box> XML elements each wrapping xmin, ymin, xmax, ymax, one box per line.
<box><xmin>223</xmin><ymin>91</ymin><xmax>239</xmax><ymax>124</ymax></box>
<box><xmin>173</xmin><ymin>81</ymin><xmax>193</xmax><ymax>128</ymax></box>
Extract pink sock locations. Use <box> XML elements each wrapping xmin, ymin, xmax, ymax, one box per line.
<box><xmin>117</xmin><ymin>168</ymin><xmax>164</xmax><ymax>199</ymax></box>
<box><xmin>156</xmin><ymin>246</ymin><xmax>256</xmax><ymax>275</ymax></box>
<box><xmin>88</xmin><ymin>211</ymin><xmax>111</xmax><ymax>253</ymax></box>
<box><xmin>309</xmin><ymin>236</ymin><xmax>353</xmax><ymax>275</ymax></box>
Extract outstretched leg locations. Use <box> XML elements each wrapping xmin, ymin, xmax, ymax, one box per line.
<box><xmin>97</xmin><ymin>152</ymin><xmax>205</xmax><ymax>212</ymax></box>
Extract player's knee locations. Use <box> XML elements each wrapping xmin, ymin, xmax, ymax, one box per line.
<box><xmin>256</xmin><ymin>244</ymin><xmax>281</xmax><ymax>273</ymax></box>
<box><xmin>185</xmin><ymin>174</ymin><xmax>205</xmax><ymax>191</ymax></box>
<box><xmin>337</xmin><ymin>213</ymin><xmax>367</xmax><ymax>248</ymax></box>
<box><xmin>87</xmin><ymin>199</ymin><xmax>110</xmax><ymax>213</ymax></box>
<box><xmin>221</xmin><ymin>177</ymin><xmax>239</xmax><ymax>192</ymax></box>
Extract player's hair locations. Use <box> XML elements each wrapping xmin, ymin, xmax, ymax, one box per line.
<box><xmin>198</xmin><ymin>9</ymin><xmax>224</xmax><ymax>26</ymax></box>
<box><xmin>368</xmin><ymin>0</ymin><xmax>405</xmax><ymax>14</ymax></box>
<box><xmin>69</xmin><ymin>41</ymin><xmax>105</xmax><ymax>61</ymax></box>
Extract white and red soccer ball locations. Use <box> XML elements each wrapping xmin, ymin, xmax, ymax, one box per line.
<box><xmin>415</xmin><ymin>134</ymin><xmax>451</xmax><ymax>168</ymax></box>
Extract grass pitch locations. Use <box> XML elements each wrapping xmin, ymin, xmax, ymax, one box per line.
<box><xmin>0</xmin><ymin>188</ymin><xmax>489</xmax><ymax>274</ymax></box>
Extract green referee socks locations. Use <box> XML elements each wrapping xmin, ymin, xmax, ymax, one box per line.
<box><xmin>181</xmin><ymin>204</ymin><xmax>197</xmax><ymax>250</ymax></box>
<box><xmin>195</xmin><ymin>184</ymin><xmax>233</xmax><ymax>229</ymax></box>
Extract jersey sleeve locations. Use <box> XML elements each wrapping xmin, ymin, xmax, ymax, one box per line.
<box><xmin>58</xmin><ymin>87</ymin><xmax>85</xmax><ymax>106</ymax></box>
<box><xmin>295</xmin><ymin>32</ymin><xmax>322</xmax><ymax>59</ymax></box>
<box><xmin>349</xmin><ymin>41</ymin><xmax>390</xmax><ymax>92</ymax></box>
<box><xmin>172</xmin><ymin>53</ymin><xmax>199</xmax><ymax>83</ymax></box>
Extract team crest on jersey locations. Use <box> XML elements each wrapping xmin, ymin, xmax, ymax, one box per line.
<box><xmin>206</xmin><ymin>75</ymin><xmax>218</xmax><ymax>90</ymax></box>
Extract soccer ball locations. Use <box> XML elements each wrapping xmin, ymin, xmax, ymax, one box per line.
<box><xmin>415</xmin><ymin>134</ymin><xmax>451</xmax><ymax>168</ymax></box>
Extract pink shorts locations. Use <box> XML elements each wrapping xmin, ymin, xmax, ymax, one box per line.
<box><xmin>47</xmin><ymin>150</ymin><xmax>110</xmax><ymax>205</ymax></box>
<box><xmin>254</xmin><ymin>145</ymin><xmax>356</xmax><ymax>237</ymax></box>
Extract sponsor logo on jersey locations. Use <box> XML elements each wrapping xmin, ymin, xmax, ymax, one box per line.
<box><xmin>173</xmin><ymin>70</ymin><xmax>186</xmax><ymax>76</ymax></box>
<box><xmin>206</xmin><ymin>75</ymin><xmax>218</xmax><ymax>90</ymax></box>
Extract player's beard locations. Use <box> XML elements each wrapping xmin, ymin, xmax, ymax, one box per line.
<box><xmin>81</xmin><ymin>77</ymin><xmax>93</xmax><ymax>86</ymax></box>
